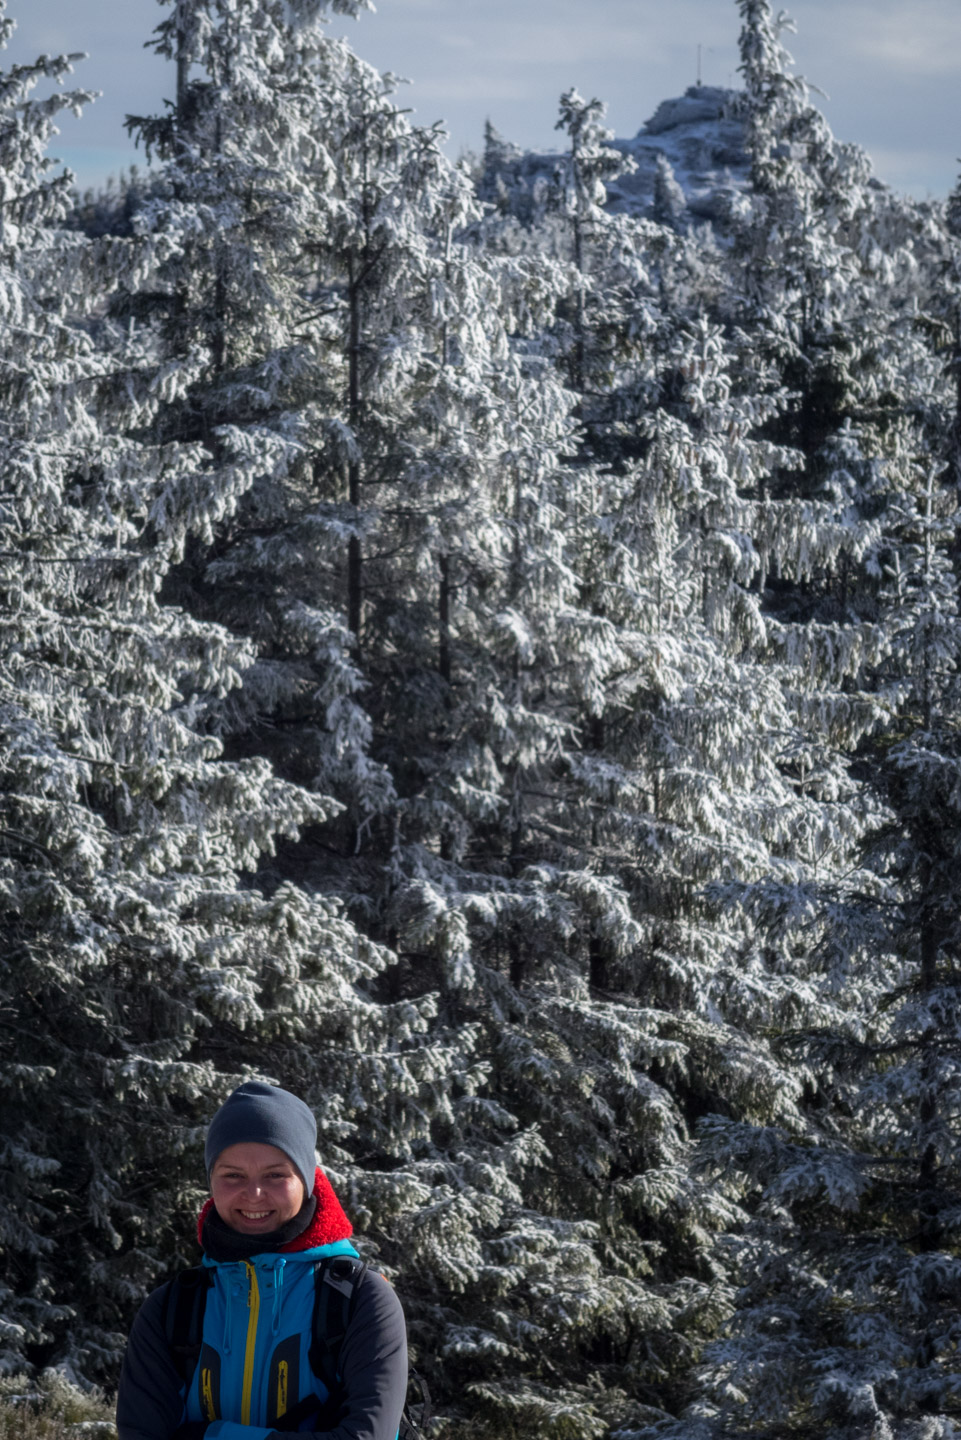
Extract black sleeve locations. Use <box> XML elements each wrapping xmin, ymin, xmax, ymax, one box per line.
<box><xmin>116</xmin><ymin>1284</ymin><xmax>187</xmax><ymax>1440</ymax></box>
<box><xmin>289</xmin><ymin>1269</ymin><xmax>408</xmax><ymax>1440</ymax></box>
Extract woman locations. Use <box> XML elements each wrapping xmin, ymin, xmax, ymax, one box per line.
<box><xmin>117</xmin><ymin>1082</ymin><xmax>408</xmax><ymax>1440</ymax></box>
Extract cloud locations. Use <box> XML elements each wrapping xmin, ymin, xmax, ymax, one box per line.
<box><xmin>857</xmin><ymin>13</ymin><xmax>961</xmax><ymax>76</ymax></box>
<box><xmin>795</xmin><ymin>0</ymin><xmax>961</xmax><ymax>77</ymax></box>
<box><xmin>353</xmin><ymin>0</ymin><xmax>740</xmax><ymax>148</ymax></box>
<box><xmin>358</xmin><ymin>0</ymin><xmax>735</xmax><ymax>70</ymax></box>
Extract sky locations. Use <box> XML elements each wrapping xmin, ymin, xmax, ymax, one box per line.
<box><xmin>4</xmin><ymin>0</ymin><xmax>960</xmax><ymax>201</ymax></box>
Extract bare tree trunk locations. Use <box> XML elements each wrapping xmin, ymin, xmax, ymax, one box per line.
<box><xmin>175</xmin><ymin>1</ymin><xmax>189</xmax><ymax>126</ymax></box>
<box><xmin>347</xmin><ymin>259</ymin><xmax>362</xmax><ymax>649</ymax></box>
<box><xmin>917</xmin><ymin>910</ymin><xmax>940</xmax><ymax>1254</ymax></box>
<box><xmin>439</xmin><ymin>554</ymin><xmax>452</xmax><ymax>685</ymax></box>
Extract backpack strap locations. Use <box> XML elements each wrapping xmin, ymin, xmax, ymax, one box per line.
<box><xmin>162</xmin><ymin>1265</ymin><xmax>213</xmax><ymax>1389</ymax></box>
<box><xmin>400</xmin><ymin>1368</ymin><xmax>432</xmax><ymax>1440</ymax></box>
<box><xmin>308</xmin><ymin>1255</ymin><xmax>367</xmax><ymax>1393</ymax></box>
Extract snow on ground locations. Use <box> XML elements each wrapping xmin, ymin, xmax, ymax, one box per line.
<box><xmin>607</xmin><ymin>84</ymin><xmax>749</xmax><ymax>222</ymax></box>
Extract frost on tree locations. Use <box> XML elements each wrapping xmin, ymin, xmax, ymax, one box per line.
<box><xmin>0</xmin><ymin>0</ymin><xmax>443</xmax><ymax>1383</ymax></box>
<box><xmin>681</xmin><ymin>7</ymin><xmax>961</xmax><ymax>1438</ymax></box>
<box><xmin>5</xmin><ymin>0</ymin><xmax>961</xmax><ymax>1430</ymax></box>
<box><xmin>110</xmin><ymin>3</ymin><xmax>625</xmax><ymax>1427</ymax></box>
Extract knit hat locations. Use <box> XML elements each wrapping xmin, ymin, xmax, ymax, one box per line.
<box><xmin>205</xmin><ymin>1081</ymin><xmax>317</xmax><ymax>1194</ymax></box>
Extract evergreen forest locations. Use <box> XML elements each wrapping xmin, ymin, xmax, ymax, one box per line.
<box><xmin>3</xmin><ymin>0</ymin><xmax>961</xmax><ymax>1436</ymax></box>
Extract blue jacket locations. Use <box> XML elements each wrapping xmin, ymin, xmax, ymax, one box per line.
<box><xmin>117</xmin><ymin>1239</ymin><xmax>408</xmax><ymax>1440</ymax></box>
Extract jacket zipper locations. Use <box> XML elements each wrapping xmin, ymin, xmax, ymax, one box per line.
<box><xmin>241</xmin><ymin>1262</ymin><xmax>261</xmax><ymax>1425</ymax></box>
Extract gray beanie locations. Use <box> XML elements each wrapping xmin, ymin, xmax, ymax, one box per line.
<box><xmin>205</xmin><ymin>1082</ymin><xmax>317</xmax><ymax>1194</ymax></box>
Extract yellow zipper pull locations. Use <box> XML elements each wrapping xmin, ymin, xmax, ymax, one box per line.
<box><xmin>200</xmin><ymin>1368</ymin><xmax>217</xmax><ymax>1422</ymax></box>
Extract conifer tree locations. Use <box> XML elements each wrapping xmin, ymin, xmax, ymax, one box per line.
<box><xmin>124</xmin><ymin>0</ymin><xmax>391</xmax><ymax>829</ymax></box>
<box><xmin>118</xmin><ymin>8</ymin><xmax>662</xmax><ymax>1430</ymax></box>
<box><xmin>424</xmin><ymin>71</ymin><xmax>881</xmax><ymax>1436</ymax></box>
<box><xmin>9</xmin><ymin>1</ymin><xmax>957</xmax><ymax>1432</ymax></box>
<box><xmin>0</xmin><ymin>2</ymin><xmax>450</xmax><ymax>1383</ymax></box>
<box><xmin>673</xmin><ymin>13</ymin><xmax>961</xmax><ymax>1438</ymax></box>
<box><xmin>693</xmin><ymin>421</ymin><xmax>961</xmax><ymax>1440</ymax></box>
<box><xmin>727</xmin><ymin>0</ymin><xmax>876</xmax><ymax>513</ymax></box>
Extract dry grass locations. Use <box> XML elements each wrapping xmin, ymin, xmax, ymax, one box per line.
<box><xmin>0</xmin><ymin>1373</ymin><xmax>115</xmax><ymax>1440</ymax></box>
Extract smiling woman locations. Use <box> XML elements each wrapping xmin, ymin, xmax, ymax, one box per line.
<box><xmin>202</xmin><ymin>1083</ymin><xmax>319</xmax><ymax>1245</ymax></box>
<box><xmin>210</xmin><ymin>1146</ymin><xmax>306</xmax><ymax>1235</ymax></box>
<box><xmin>116</xmin><ymin>1083</ymin><xmax>410</xmax><ymax>1440</ymax></box>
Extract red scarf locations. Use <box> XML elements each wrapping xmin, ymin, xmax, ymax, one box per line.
<box><xmin>197</xmin><ymin>1166</ymin><xmax>353</xmax><ymax>1251</ymax></box>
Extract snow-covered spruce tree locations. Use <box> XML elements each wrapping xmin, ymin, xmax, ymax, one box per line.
<box><xmin>724</xmin><ymin>0</ymin><xmax>883</xmax><ymax>522</ymax></box>
<box><xmin>682</xmin><ymin>168</ymin><xmax>961</xmax><ymax>1437</ymax></box>
<box><xmin>393</xmin><ymin>76</ymin><xmax>884</xmax><ymax>1434</ymax></box>
<box><xmin>173</xmin><ymin>54</ymin><xmax>756</xmax><ymax>1432</ymax></box>
<box><xmin>692</xmin><ymin>463</ymin><xmax>961</xmax><ymax>1440</ymax></box>
<box><xmin>123</xmin><ymin>0</ymin><xmax>395</xmax><ymax>831</ymax></box>
<box><xmin>723</xmin><ymin>2</ymin><xmax>844</xmax><ymax>468</ymax></box>
<box><xmin>313</xmin><ymin>97</ymin><xmax>723</xmax><ymax>1435</ymax></box>
<box><xmin>482</xmin><ymin>54</ymin><xmax>959</xmax><ymax>1439</ymax></box>
<box><xmin>0</xmin><ymin>4</ymin><xmax>453</xmax><ymax>1386</ymax></box>
<box><xmin>550</xmin><ymin>90</ymin><xmax>633</xmax><ymax>422</ymax></box>
<box><xmin>120</xmin><ymin>8</ymin><xmax>654</xmax><ymax>1429</ymax></box>
<box><xmin>639</xmin><ymin>13</ymin><xmax>961</xmax><ymax>1436</ymax></box>
<box><xmin>478</xmin><ymin>87</ymin><xmax>659</xmax><ymax>474</ymax></box>
<box><xmin>322</xmin><ymin>122</ymin><xmax>751</xmax><ymax>1435</ymax></box>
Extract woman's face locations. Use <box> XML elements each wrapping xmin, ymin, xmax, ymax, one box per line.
<box><xmin>210</xmin><ymin>1142</ymin><xmax>306</xmax><ymax>1234</ymax></box>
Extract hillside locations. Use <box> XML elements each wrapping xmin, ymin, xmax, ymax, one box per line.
<box><xmin>479</xmin><ymin>82</ymin><xmax>751</xmax><ymax>228</ymax></box>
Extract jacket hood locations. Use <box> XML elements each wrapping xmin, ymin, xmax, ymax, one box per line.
<box><xmin>197</xmin><ymin>1165</ymin><xmax>353</xmax><ymax>1252</ymax></box>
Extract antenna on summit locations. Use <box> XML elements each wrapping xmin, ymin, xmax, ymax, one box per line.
<box><xmin>697</xmin><ymin>43</ymin><xmax>702</xmax><ymax>86</ymax></box>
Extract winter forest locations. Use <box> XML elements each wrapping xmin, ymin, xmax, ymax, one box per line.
<box><xmin>4</xmin><ymin>0</ymin><xmax>961</xmax><ymax>1434</ymax></box>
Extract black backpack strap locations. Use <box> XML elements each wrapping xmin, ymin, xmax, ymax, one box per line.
<box><xmin>400</xmin><ymin>1369</ymin><xmax>432</xmax><ymax>1440</ymax></box>
<box><xmin>162</xmin><ymin>1265</ymin><xmax>213</xmax><ymax>1390</ymax></box>
<box><xmin>309</xmin><ymin>1255</ymin><xmax>367</xmax><ymax>1393</ymax></box>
